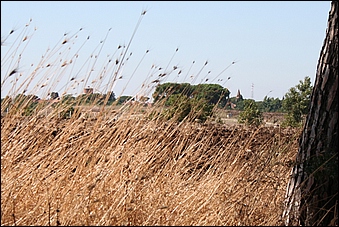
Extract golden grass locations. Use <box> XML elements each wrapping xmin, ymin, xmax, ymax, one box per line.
<box><xmin>1</xmin><ymin>104</ymin><xmax>301</xmax><ymax>225</ymax></box>
<box><xmin>2</xmin><ymin>15</ymin><xmax>301</xmax><ymax>225</ymax></box>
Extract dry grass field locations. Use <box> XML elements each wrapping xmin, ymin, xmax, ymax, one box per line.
<box><xmin>1</xmin><ymin>103</ymin><xmax>301</xmax><ymax>226</ymax></box>
<box><xmin>1</xmin><ymin>16</ymin><xmax>302</xmax><ymax>225</ymax></box>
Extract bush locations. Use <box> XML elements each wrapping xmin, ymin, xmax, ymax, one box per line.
<box><xmin>282</xmin><ymin>76</ymin><xmax>312</xmax><ymax>127</ymax></box>
<box><xmin>238</xmin><ymin>99</ymin><xmax>263</xmax><ymax>126</ymax></box>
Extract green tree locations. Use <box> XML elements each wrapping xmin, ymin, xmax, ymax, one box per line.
<box><xmin>152</xmin><ymin>82</ymin><xmax>193</xmax><ymax>103</ymax></box>
<box><xmin>152</xmin><ymin>82</ymin><xmax>229</xmax><ymax>122</ymax></box>
<box><xmin>258</xmin><ymin>96</ymin><xmax>283</xmax><ymax>112</ymax></box>
<box><xmin>162</xmin><ymin>94</ymin><xmax>192</xmax><ymax>122</ymax></box>
<box><xmin>61</xmin><ymin>94</ymin><xmax>75</xmax><ymax>104</ymax></box>
<box><xmin>226</xmin><ymin>96</ymin><xmax>245</xmax><ymax>110</ymax></box>
<box><xmin>282</xmin><ymin>76</ymin><xmax>313</xmax><ymax>127</ymax></box>
<box><xmin>238</xmin><ymin>99</ymin><xmax>263</xmax><ymax>126</ymax></box>
<box><xmin>57</xmin><ymin>94</ymin><xmax>76</xmax><ymax>118</ymax></box>
<box><xmin>76</xmin><ymin>93</ymin><xmax>105</xmax><ymax>105</ymax></box>
<box><xmin>152</xmin><ymin>82</ymin><xmax>230</xmax><ymax>107</ymax></box>
<box><xmin>193</xmin><ymin>83</ymin><xmax>230</xmax><ymax>107</ymax></box>
<box><xmin>11</xmin><ymin>94</ymin><xmax>40</xmax><ymax>116</ymax></box>
<box><xmin>116</xmin><ymin>96</ymin><xmax>134</xmax><ymax>105</ymax></box>
<box><xmin>163</xmin><ymin>94</ymin><xmax>213</xmax><ymax>123</ymax></box>
<box><xmin>105</xmin><ymin>91</ymin><xmax>116</xmax><ymax>105</ymax></box>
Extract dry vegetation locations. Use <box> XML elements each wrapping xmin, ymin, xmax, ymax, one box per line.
<box><xmin>2</xmin><ymin>14</ymin><xmax>302</xmax><ymax>226</ymax></box>
<box><xmin>1</xmin><ymin>106</ymin><xmax>301</xmax><ymax>225</ymax></box>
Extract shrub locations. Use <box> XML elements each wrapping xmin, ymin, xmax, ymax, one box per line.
<box><xmin>282</xmin><ymin>76</ymin><xmax>312</xmax><ymax>127</ymax></box>
<box><xmin>238</xmin><ymin>99</ymin><xmax>263</xmax><ymax>126</ymax></box>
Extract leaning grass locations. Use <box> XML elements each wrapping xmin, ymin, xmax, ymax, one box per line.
<box><xmin>2</xmin><ymin>16</ymin><xmax>301</xmax><ymax>226</ymax></box>
<box><xmin>1</xmin><ymin>105</ymin><xmax>301</xmax><ymax>225</ymax></box>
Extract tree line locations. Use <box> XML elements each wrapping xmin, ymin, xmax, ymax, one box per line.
<box><xmin>1</xmin><ymin>76</ymin><xmax>313</xmax><ymax>126</ymax></box>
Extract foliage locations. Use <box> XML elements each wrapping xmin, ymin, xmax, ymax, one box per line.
<box><xmin>227</xmin><ymin>96</ymin><xmax>245</xmax><ymax>110</ymax></box>
<box><xmin>282</xmin><ymin>76</ymin><xmax>313</xmax><ymax>127</ymax></box>
<box><xmin>153</xmin><ymin>82</ymin><xmax>230</xmax><ymax>107</ymax></box>
<box><xmin>61</xmin><ymin>94</ymin><xmax>76</xmax><ymax>105</ymax></box>
<box><xmin>162</xmin><ymin>94</ymin><xmax>192</xmax><ymax>122</ymax></box>
<box><xmin>11</xmin><ymin>94</ymin><xmax>40</xmax><ymax>116</ymax></box>
<box><xmin>75</xmin><ymin>93</ymin><xmax>104</xmax><ymax>105</ymax></box>
<box><xmin>152</xmin><ymin>82</ymin><xmax>193</xmax><ymax>103</ymax></box>
<box><xmin>105</xmin><ymin>91</ymin><xmax>116</xmax><ymax>105</ymax></box>
<box><xmin>153</xmin><ymin>82</ymin><xmax>227</xmax><ymax>122</ymax></box>
<box><xmin>74</xmin><ymin>91</ymin><xmax>116</xmax><ymax>106</ymax></box>
<box><xmin>116</xmin><ymin>95</ymin><xmax>134</xmax><ymax>105</ymax></box>
<box><xmin>238</xmin><ymin>99</ymin><xmax>263</xmax><ymax>126</ymax></box>
<box><xmin>162</xmin><ymin>94</ymin><xmax>214</xmax><ymax>122</ymax></box>
<box><xmin>193</xmin><ymin>83</ymin><xmax>230</xmax><ymax>107</ymax></box>
<box><xmin>258</xmin><ymin>96</ymin><xmax>283</xmax><ymax>112</ymax></box>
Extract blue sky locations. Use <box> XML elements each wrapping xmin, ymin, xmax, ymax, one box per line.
<box><xmin>1</xmin><ymin>1</ymin><xmax>331</xmax><ymax>100</ymax></box>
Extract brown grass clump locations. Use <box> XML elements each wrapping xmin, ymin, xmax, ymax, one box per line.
<box><xmin>1</xmin><ymin>105</ymin><xmax>301</xmax><ymax>225</ymax></box>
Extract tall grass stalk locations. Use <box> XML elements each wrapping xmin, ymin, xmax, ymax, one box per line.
<box><xmin>1</xmin><ymin>13</ymin><xmax>301</xmax><ymax>226</ymax></box>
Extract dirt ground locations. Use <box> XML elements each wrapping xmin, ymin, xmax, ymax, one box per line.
<box><xmin>215</xmin><ymin>109</ymin><xmax>285</xmax><ymax>127</ymax></box>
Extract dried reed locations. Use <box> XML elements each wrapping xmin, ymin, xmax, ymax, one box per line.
<box><xmin>1</xmin><ymin>14</ymin><xmax>301</xmax><ymax>226</ymax></box>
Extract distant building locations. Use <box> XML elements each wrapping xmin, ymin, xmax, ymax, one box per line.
<box><xmin>84</xmin><ymin>87</ymin><xmax>93</xmax><ymax>94</ymax></box>
<box><xmin>236</xmin><ymin>89</ymin><xmax>243</xmax><ymax>101</ymax></box>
